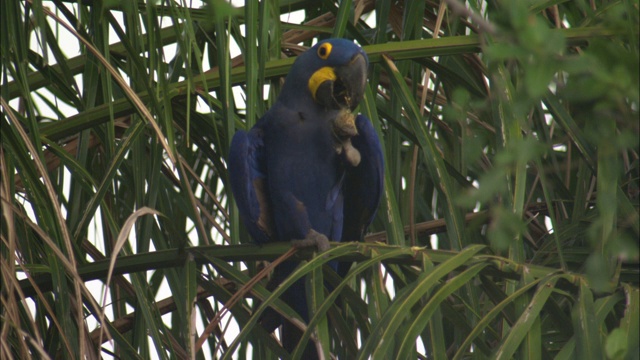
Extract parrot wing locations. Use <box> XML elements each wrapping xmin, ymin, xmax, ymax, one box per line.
<box><xmin>228</xmin><ymin>122</ymin><xmax>321</xmax><ymax>358</ymax></box>
<box><xmin>227</xmin><ymin>125</ymin><xmax>273</xmax><ymax>244</ymax></box>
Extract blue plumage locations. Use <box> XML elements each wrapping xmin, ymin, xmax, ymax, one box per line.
<box><xmin>227</xmin><ymin>38</ymin><xmax>383</xmax><ymax>356</ymax></box>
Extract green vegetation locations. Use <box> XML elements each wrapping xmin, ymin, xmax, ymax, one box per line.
<box><xmin>1</xmin><ymin>0</ymin><xmax>638</xmax><ymax>358</ymax></box>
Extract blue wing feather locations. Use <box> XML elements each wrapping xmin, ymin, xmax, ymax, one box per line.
<box><xmin>228</xmin><ymin>126</ymin><xmax>273</xmax><ymax>244</ymax></box>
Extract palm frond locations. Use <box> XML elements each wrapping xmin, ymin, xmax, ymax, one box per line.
<box><xmin>2</xmin><ymin>0</ymin><xmax>638</xmax><ymax>358</ymax></box>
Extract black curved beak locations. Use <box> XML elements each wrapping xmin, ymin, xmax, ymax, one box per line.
<box><xmin>315</xmin><ymin>53</ymin><xmax>368</xmax><ymax>111</ymax></box>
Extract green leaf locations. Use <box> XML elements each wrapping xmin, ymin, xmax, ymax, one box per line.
<box><xmin>493</xmin><ymin>274</ymin><xmax>564</xmax><ymax>359</ymax></box>
<box><xmin>605</xmin><ymin>328</ymin><xmax>629</xmax><ymax>360</ymax></box>
<box><xmin>572</xmin><ymin>280</ymin><xmax>605</xmax><ymax>360</ymax></box>
<box><xmin>360</xmin><ymin>245</ymin><xmax>485</xmax><ymax>358</ymax></box>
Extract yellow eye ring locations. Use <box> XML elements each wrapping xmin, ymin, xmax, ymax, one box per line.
<box><xmin>317</xmin><ymin>42</ymin><xmax>332</xmax><ymax>60</ymax></box>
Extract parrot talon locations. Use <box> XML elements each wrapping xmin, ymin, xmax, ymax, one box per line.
<box><xmin>333</xmin><ymin>109</ymin><xmax>358</xmax><ymax>138</ymax></box>
<box><xmin>333</xmin><ymin>109</ymin><xmax>361</xmax><ymax>166</ymax></box>
<box><xmin>342</xmin><ymin>138</ymin><xmax>361</xmax><ymax>166</ymax></box>
<box><xmin>291</xmin><ymin>229</ymin><xmax>331</xmax><ymax>253</ymax></box>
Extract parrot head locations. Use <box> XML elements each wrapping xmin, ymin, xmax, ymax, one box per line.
<box><xmin>281</xmin><ymin>38</ymin><xmax>369</xmax><ymax>111</ymax></box>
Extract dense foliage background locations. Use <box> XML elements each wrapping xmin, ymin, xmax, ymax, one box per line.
<box><xmin>2</xmin><ymin>0</ymin><xmax>638</xmax><ymax>359</ymax></box>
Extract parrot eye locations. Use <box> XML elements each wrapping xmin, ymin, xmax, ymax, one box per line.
<box><xmin>317</xmin><ymin>43</ymin><xmax>332</xmax><ymax>60</ymax></box>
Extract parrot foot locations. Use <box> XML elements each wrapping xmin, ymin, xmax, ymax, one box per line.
<box><xmin>334</xmin><ymin>109</ymin><xmax>358</xmax><ymax>138</ymax></box>
<box><xmin>291</xmin><ymin>229</ymin><xmax>331</xmax><ymax>253</ymax></box>
<box><xmin>333</xmin><ymin>109</ymin><xmax>361</xmax><ymax>167</ymax></box>
<box><xmin>341</xmin><ymin>138</ymin><xmax>361</xmax><ymax>166</ymax></box>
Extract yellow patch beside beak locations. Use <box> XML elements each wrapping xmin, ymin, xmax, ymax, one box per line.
<box><xmin>308</xmin><ymin>66</ymin><xmax>336</xmax><ymax>101</ymax></box>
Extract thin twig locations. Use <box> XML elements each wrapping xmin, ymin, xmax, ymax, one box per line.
<box><xmin>444</xmin><ymin>0</ymin><xmax>497</xmax><ymax>35</ymax></box>
<box><xmin>196</xmin><ymin>247</ymin><xmax>298</xmax><ymax>352</ymax></box>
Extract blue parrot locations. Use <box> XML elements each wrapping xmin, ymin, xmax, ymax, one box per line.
<box><xmin>228</xmin><ymin>38</ymin><xmax>383</xmax><ymax>357</ymax></box>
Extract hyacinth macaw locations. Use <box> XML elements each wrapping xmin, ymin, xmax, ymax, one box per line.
<box><xmin>228</xmin><ymin>38</ymin><xmax>383</xmax><ymax>356</ymax></box>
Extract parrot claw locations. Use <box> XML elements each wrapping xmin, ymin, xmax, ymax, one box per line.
<box><xmin>291</xmin><ymin>229</ymin><xmax>331</xmax><ymax>253</ymax></box>
<box><xmin>333</xmin><ymin>109</ymin><xmax>358</xmax><ymax>137</ymax></box>
<box><xmin>341</xmin><ymin>138</ymin><xmax>361</xmax><ymax>166</ymax></box>
<box><xmin>333</xmin><ymin>109</ymin><xmax>361</xmax><ymax>166</ymax></box>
